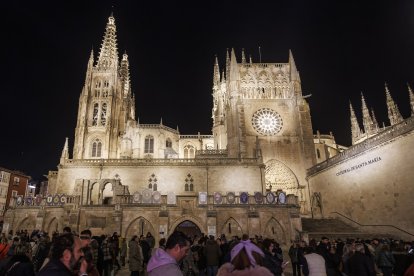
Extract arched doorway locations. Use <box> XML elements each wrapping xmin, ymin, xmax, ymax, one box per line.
<box><xmin>102</xmin><ymin>182</ymin><xmax>113</xmax><ymax>205</ymax></box>
<box><xmin>125</xmin><ymin>217</ymin><xmax>156</xmax><ymax>240</ymax></box>
<box><xmin>264</xmin><ymin>218</ymin><xmax>286</xmax><ymax>245</ymax></box>
<box><xmin>174</xmin><ymin>220</ymin><xmax>202</xmax><ymax>240</ymax></box>
<box><xmin>221</xmin><ymin>217</ymin><xmax>243</xmax><ymax>238</ymax></box>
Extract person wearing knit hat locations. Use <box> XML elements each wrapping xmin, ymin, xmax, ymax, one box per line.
<box><xmin>217</xmin><ymin>239</ymin><xmax>273</xmax><ymax>276</ymax></box>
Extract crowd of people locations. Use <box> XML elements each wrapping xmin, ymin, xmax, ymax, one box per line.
<box><xmin>0</xmin><ymin>227</ymin><xmax>413</xmax><ymax>276</ymax></box>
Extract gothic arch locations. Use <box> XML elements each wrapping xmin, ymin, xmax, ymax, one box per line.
<box><xmin>264</xmin><ymin>159</ymin><xmax>299</xmax><ymax>193</ymax></box>
<box><xmin>264</xmin><ymin>217</ymin><xmax>287</xmax><ymax>245</ymax></box>
<box><xmin>47</xmin><ymin>217</ymin><xmax>59</xmax><ymax>234</ymax></box>
<box><xmin>124</xmin><ymin>216</ymin><xmax>156</xmax><ymax>239</ymax></box>
<box><xmin>220</xmin><ymin>217</ymin><xmax>243</xmax><ymax>238</ymax></box>
<box><xmin>16</xmin><ymin>216</ymin><xmax>36</xmax><ymax>232</ymax></box>
<box><xmin>169</xmin><ymin>215</ymin><xmax>206</xmax><ymax>235</ymax></box>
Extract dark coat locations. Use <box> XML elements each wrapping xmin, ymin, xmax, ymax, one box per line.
<box><xmin>203</xmin><ymin>239</ymin><xmax>222</xmax><ymax>266</ymax></box>
<box><xmin>0</xmin><ymin>255</ymin><xmax>35</xmax><ymax>276</ymax></box>
<box><xmin>346</xmin><ymin>252</ymin><xmax>376</xmax><ymax>276</ymax></box>
<box><xmin>37</xmin><ymin>258</ymin><xmax>73</xmax><ymax>276</ymax></box>
<box><xmin>263</xmin><ymin>250</ymin><xmax>283</xmax><ymax>276</ymax></box>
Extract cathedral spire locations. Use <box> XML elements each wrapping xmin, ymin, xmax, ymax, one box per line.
<box><xmin>350</xmin><ymin>101</ymin><xmax>361</xmax><ymax>144</ymax></box>
<box><xmin>408</xmin><ymin>83</ymin><xmax>414</xmax><ymax>116</ymax></box>
<box><xmin>60</xmin><ymin>137</ymin><xmax>69</xmax><ymax>164</ymax></box>
<box><xmin>120</xmin><ymin>52</ymin><xmax>131</xmax><ymax>96</ymax></box>
<box><xmin>88</xmin><ymin>49</ymin><xmax>94</xmax><ymax>69</ymax></box>
<box><xmin>225</xmin><ymin>49</ymin><xmax>230</xmax><ymax>80</ymax></box>
<box><xmin>371</xmin><ymin>108</ymin><xmax>379</xmax><ymax>132</ymax></box>
<box><xmin>289</xmin><ymin>49</ymin><xmax>300</xmax><ymax>82</ymax></box>
<box><xmin>385</xmin><ymin>83</ymin><xmax>403</xmax><ymax>125</ymax></box>
<box><xmin>213</xmin><ymin>55</ymin><xmax>220</xmax><ymax>86</ymax></box>
<box><xmin>241</xmin><ymin>48</ymin><xmax>246</xmax><ymax>64</ymax></box>
<box><xmin>97</xmin><ymin>15</ymin><xmax>119</xmax><ymax>69</ymax></box>
<box><xmin>361</xmin><ymin>92</ymin><xmax>375</xmax><ymax>135</ymax></box>
<box><xmin>229</xmin><ymin>48</ymin><xmax>240</xmax><ymax>83</ymax></box>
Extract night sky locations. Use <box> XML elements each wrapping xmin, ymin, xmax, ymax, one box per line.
<box><xmin>2</xmin><ymin>1</ymin><xmax>414</xmax><ymax>180</ymax></box>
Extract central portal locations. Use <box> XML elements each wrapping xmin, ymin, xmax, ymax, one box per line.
<box><xmin>174</xmin><ymin>220</ymin><xmax>202</xmax><ymax>240</ymax></box>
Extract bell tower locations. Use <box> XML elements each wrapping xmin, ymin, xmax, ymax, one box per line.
<box><xmin>73</xmin><ymin>15</ymin><xmax>135</xmax><ymax>159</ymax></box>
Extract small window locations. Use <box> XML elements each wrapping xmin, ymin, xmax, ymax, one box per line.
<box><xmin>100</xmin><ymin>103</ymin><xmax>107</xmax><ymax>126</ymax></box>
<box><xmin>166</xmin><ymin>138</ymin><xmax>172</xmax><ymax>148</ymax></box>
<box><xmin>184</xmin><ymin>145</ymin><xmax>195</xmax><ymax>159</ymax></box>
<box><xmin>145</xmin><ymin>136</ymin><xmax>154</xmax><ymax>153</ymax></box>
<box><xmin>92</xmin><ymin>103</ymin><xmax>99</xmax><ymax>126</ymax></box>
<box><xmin>13</xmin><ymin>177</ymin><xmax>20</xmax><ymax>186</ymax></box>
<box><xmin>92</xmin><ymin>139</ymin><xmax>102</xmax><ymax>158</ymax></box>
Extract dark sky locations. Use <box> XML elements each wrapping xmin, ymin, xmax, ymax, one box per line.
<box><xmin>2</xmin><ymin>1</ymin><xmax>414</xmax><ymax>179</ymax></box>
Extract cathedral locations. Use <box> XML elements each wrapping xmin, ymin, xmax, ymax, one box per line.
<box><xmin>5</xmin><ymin>15</ymin><xmax>414</xmax><ymax>242</ymax></box>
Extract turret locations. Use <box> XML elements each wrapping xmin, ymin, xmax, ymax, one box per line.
<box><xmin>60</xmin><ymin>137</ymin><xmax>69</xmax><ymax>164</ymax></box>
<box><xmin>361</xmin><ymin>93</ymin><xmax>375</xmax><ymax>135</ymax></box>
<box><xmin>120</xmin><ymin>53</ymin><xmax>131</xmax><ymax>96</ymax></box>
<box><xmin>350</xmin><ymin>101</ymin><xmax>362</xmax><ymax>145</ymax></box>
<box><xmin>385</xmin><ymin>83</ymin><xmax>403</xmax><ymax>125</ymax></box>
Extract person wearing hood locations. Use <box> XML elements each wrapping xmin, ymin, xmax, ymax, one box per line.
<box><xmin>217</xmin><ymin>239</ymin><xmax>273</xmax><ymax>276</ymax></box>
<box><xmin>147</xmin><ymin>231</ymin><xmax>190</xmax><ymax>276</ymax></box>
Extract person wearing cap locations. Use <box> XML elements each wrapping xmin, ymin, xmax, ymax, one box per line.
<box><xmin>217</xmin><ymin>239</ymin><xmax>273</xmax><ymax>276</ymax></box>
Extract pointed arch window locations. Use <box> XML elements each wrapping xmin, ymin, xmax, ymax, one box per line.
<box><xmin>94</xmin><ymin>80</ymin><xmax>101</xmax><ymax>97</ymax></box>
<box><xmin>166</xmin><ymin>138</ymin><xmax>172</xmax><ymax>148</ymax></box>
<box><xmin>184</xmin><ymin>173</ymin><xmax>194</xmax><ymax>192</ymax></box>
<box><xmin>144</xmin><ymin>135</ymin><xmax>154</xmax><ymax>153</ymax></box>
<box><xmin>92</xmin><ymin>103</ymin><xmax>99</xmax><ymax>126</ymax></box>
<box><xmin>92</xmin><ymin>139</ymin><xmax>102</xmax><ymax>158</ymax></box>
<box><xmin>184</xmin><ymin>145</ymin><xmax>195</xmax><ymax>159</ymax></box>
<box><xmin>100</xmin><ymin>103</ymin><xmax>107</xmax><ymax>126</ymax></box>
<box><xmin>148</xmin><ymin>174</ymin><xmax>157</xmax><ymax>191</ymax></box>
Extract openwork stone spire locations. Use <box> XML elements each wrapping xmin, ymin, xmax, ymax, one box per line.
<box><xmin>213</xmin><ymin>55</ymin><xmax>220</xmax><ymax>86</ymax></box>
<box><xmin>350</xmin><ymin>101</ymin><xmax>361</xmax><ymax>145</ymax></box>
<box><xmin>361</xmin><ymin>93</ymin><xmax>375</xmax><ymax>135</ymax></box>
<box><xmin>385</xmin><ymin>83</ymin><xmax>403</xmax><ymax>125</ymax></box>
<box><xmin>60</xmin><ymin>137</ymin><xmax>69</xmax><ymax>164</ymax></box>
<box><xmin>407</xmin><ymin>83</ymin><xmax>414</xmax><ymax>116</ymax></box>
<box><xmin>241</xmin><ymin>48</ymin><xmax>246</xmax><ymax>64</ymax></box>
<box><xmin>97</xmin><ymin>15</ymin><xmax>119</xmax><ymax>69</ymax></box>
<box><xmin>120</xmin><ymin>53</ymin><xmax>131</xmax><ymax>96</ymax></box>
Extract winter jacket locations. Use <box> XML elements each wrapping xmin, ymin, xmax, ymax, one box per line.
<box><xmin>147</xmin><ymin>248</ymin><xmax>183</xmax><ymax>276</ymax></box>
<box><xmin>128</xmin><ymin>240</ymin><xmax>144</xmax><ymax>272</ymax></box>
<box><xmin>217</xmin><ymin>263</ymin><xmax>273</xmax><ymax>276</ymax></box>
<box><xmin>203</xmin><ymin>239</ymin><xmax>222</xmax><ymax>266</ymax></box>
<box><xmin>303</xmin><ymin>253</ymin><xmax>327</xmax><ymax>276</ymax></box>
<box><xmin>346</xmin><ymin>251</ymin><xmax>376</xmax><ymax>276</ymax></box>
<box><xmin>263</xmin><ymin>249</ymin><xmax>283</xmax><ymax>276</ymax></box>
<box><xmin>0</xmin><ymin>255</ymin><xmax>35</xmax><ymax>276</ymax></box>
<box><xmin>377</xmin><ymin>250</ymin><xmax>395</xmax><ymax>268</ymax></box>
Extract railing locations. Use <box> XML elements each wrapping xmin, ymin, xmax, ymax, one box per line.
<box><xmin>65</xmin><ymin>158</ymin><xmax>259</xmax><ymax>166</ymax></box>
<box><xmin>331</xmin><ymin>212</ymin><xmax>414</xmax><ymax>238</ymax></box>
<box><xmin>195</xmin><ymin>149</ymin><xmax>228</xmax><ymax>156</ymax></box>
<box><xmin>139</xmin><ymin>124</ymin><xmax>179</xmax><ymax>134</ymax></box>
<box><xmin>179</xmin><ymin>135</ymin><xmax>213</xmax><ymax>139</ymax></box>
<box><xmin>308</xmin><ymin>116</ymin><xmax>414</xmax><ymax>176</ymax></box>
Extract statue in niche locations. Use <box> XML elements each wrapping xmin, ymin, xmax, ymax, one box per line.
<box><xmin>311</xmin><ymin>192</ymin><xmax>323</xmax><ymax>218</ymax></box>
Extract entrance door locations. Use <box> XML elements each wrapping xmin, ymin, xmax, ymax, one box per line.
<box><xmin>174</xmin><ymin>220</ymin><xmax>202</xmax><ymax>240</ymax></box>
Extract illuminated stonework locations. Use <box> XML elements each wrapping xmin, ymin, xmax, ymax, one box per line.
<box><xmin>251</xmin><ymin>108</ymin><xmax>283</xmax><ymax>136</ymax></box>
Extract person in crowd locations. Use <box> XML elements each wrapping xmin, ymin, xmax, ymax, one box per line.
<box><xmin>181</xmin><ymin>239</ymin><xmax>199</xmax><ymax>276</ymax></box>
<box><xmin>33</xmin><ymin>234</ymin><xmax>51</xmax><ymax>272</ymax></box>
<box><xmin>147</xmin><ymin>232</ymin><xmax>156</xmax><ymax>249</ymax></box>
<box><xmin>7</xmin><ymin>237</ymin><xmax>20</xmax><ymax>257</ymax></box>
<box><xmin>204</xmin><ymin>235</ymin><xmax>222</xmax><ymax>276</ymax></box>
<box><xmin>0</xmin><ymin>242</ymin><xmax>34</xmax><ymax>276</ymax></box>
<box><xmin>38</xmin><ymin>233</ymin><xmax>87</xmax><ymax>276</ymax></box>
<box><xmin>300</xmin><ymin>246</ymin><xmax>327</xmax><ymax>276</ymax></box>
<box><xmin>0</xmin><ymin>237</ymin><xmax>10</xmax><ymax>260</ymax></box>
<box><xmin>377</xmin><ymin>243</ymin><xmax>396</xmax><ymax>276</ymax></box>
<box><xmin>89</xmin><ymin>236</ymin><xmax>100</xmax><ymax>270</ymax></box>
<box><xmin>101</xmin><ymin>235</ymin><xmax>113</xmax><ymax>276</ymax></box>
<box><xmin>140</xmin><ymin>234</ymin><xmax>151</xmax><ymax>266</ymax></box>
<box><xmin>289</xmin><ymin>240</ymin><xmax>301</xmax><ymax>276</ymax></box>
<box><xmin>80</xmin><ymin>229</ymin><xmax>92</xmax><ymax>248</ymax></box>
<box><xmin>325</xmin><ymin>245</ymin><xmax>341</xmax><ymax>276</ymax></box>
<box><xmin>147</xmin><ymin>231</ymin><xmax>190</xmax><ymax>276</ymax></box>
<box><xmin>81</xmin><ymin>246</ymin><xmax>100</xmax><ymax>276</ymax></box>
<box><xmin>62</xmin><ymin>226</ymin><xmax>71</xmax><ymax>234</ymax></box>
<box><xmin>217</xmin><ymin>238</ymin><xmax>272</xmax><ymax>276</ymax></box>
<box><xmin>262</xmin><ymin>238</ymin><xmax>283</xmax><ymax>276</ymax></box>
<box><xmin>129</xmin><ymin>235</ymin><xmax>144</xmax><ymax>276</ymax></box>
<box><xmin>345</xmin><ymin>243</ymin><xmax>375</xmax><ymax>276</ymax></box>
<box><xmin>341</xmin><ymin>243</ymin><xmax>354</xmax><ymax>274</ymax></box>
<box><xmin>120</xmin><ymin>237</ymin><xmax>127</xmax><ymax>267</ymax></box>
<box><xmin>111</xmin><ymin>232</ymin><xmax>121</xmax><ymax>271</ymax></box>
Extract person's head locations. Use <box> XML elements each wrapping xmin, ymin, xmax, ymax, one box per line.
<box><xmin>321</xmin><ymin>236</ymin><xmax>329</xmax><ymax>244</ymax></box>
<box><xmin>146</xmin><ymin>232</ymin><xmax>152</xmax><ymax>238</ymax></box>
<box><xmin>63</xmin><ymin>226</ymin><xmax>71</xmax><ymax>233</ymax></box>
<box><xmin>14</xmin><ymin>243</ymin><xmax>32</xmax><ymax>260</ymax></box>
<box><xmin>355</xmin><ymin>243</ymin><xmax>365</xmax><ymax>253</ymax></box>
<box><xmin>303</xmin><ymin>246</ymin><xmax>315</xmax><ymax>255</ymax></box>
<box><xmin>231</xmin><ymin>240</ymin><xmax>264</xmax><ymax>270</ymax></box>
<box><xmin>165</xmin><ymin>231</ymin><xmax>190</xmax><ymax>262</ymax></box>
<box><xmin>262</xmin><ymin>238</ymin><xmax>274</xmax><ymax>252</ymax></box>
<box><xmin>131</xmin><ymin>235</ymin><xmax>138</xmax><ymax>241</ymax></box>
<box><xmin>50</xmin><ymin>233</ymin><xmax>84</xmax><ymax>271</ymax></box>
<box><xmin>80</xmin><ymin>229</ymin><xmax>92</xmax><ymax>247</ymax></box>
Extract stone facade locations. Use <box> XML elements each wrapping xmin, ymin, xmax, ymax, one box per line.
<box><xmin>307</xmin><ymin>117</ymin><xmax>414</xmax><ymax>239</ymax></box>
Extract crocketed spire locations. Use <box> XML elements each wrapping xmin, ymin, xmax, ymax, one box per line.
<box><xmin>361</xmin><ymin>92</ymin><xmax>375</xmax><ymax>135</ymax></box>
<box><xmin>350</xmin><ymin>101</ymin><xmax>362</xmax><ymax>145</ymax></box>
<box><xmin>385</xmin><ymin>83</ymin><xmax>403</xmax><ymax>125</ymax></box>
<box><xmin>97</xmin><ymin>15</ymin><xmax>119</xmax><ymax>69</ymax></box>
<box><xmin>120</xmin><ymin>52</ymin><xmax>131</xmax><ymax>96</ymax></box>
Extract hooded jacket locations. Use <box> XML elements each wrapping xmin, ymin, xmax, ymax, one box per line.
<box><xmin>147</xmin><ymin>248</ymin><xmax>183</xmax><ymax>276</ymax></box>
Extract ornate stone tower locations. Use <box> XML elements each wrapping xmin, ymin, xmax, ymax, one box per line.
<box><xmin>212</xmin><ymin>49</ymin><xmax>316</xmax><ymax>212</ymax></box>
<box><xmin>73</xmin><ymin>15</ymin><xmax>135</xmax><ymax>159</ymax></box>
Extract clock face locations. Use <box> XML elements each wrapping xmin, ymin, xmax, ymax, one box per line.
<box><xmin>251</xmin><ymin>108</ymin><xmax>283</xmax><ymax>136</ymax></box>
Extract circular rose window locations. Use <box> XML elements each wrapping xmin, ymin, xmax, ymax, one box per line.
<box><xmin>251</xmin><ymin>108</ymin><xmax>283</xmax><ymax>135</ymax></box>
